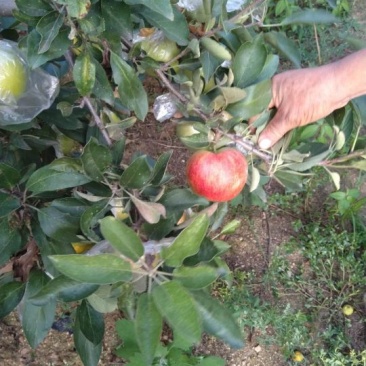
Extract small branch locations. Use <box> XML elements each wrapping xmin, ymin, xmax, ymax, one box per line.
<box><xmin>225</xmin><ymin>133</ymin><xmax>273</xmax><ymax>162</ymax></box>
<box><xmin>64</xmin><ymin>51</ymin><xmax>112</xmax><ymax>146</ymax></box>
<box><xmin>313</xmin><ymin>24</ymin><xmax>322</xmax><ymax>65</ymax></box>
<box><xmin>155</xmin><ymin>69</ymin><xmax>209</xmax><ymax>122</ymax></box>
<box><xmin>82</xmin><ymin>97</ymin><xmax>112</xmax><ymax>146</ymax></box>
<box><xmin>161</xmin><ymin>47</ymin><xmax>190</xmax><ymax>71</ymax></box>
<box><xmin>319</xmin><ymin>149</ymin><xmax>366</xmax><ymax>166</ymax></box>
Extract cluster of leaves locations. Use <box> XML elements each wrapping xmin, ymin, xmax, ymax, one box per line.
<box><xmin>0</xmin><ymin>0</ymin><xmax>365</xmax><ymax>365</ymax></box>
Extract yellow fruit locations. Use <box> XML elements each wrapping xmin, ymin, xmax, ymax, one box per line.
<box><xmin>342</xmin><ymin>304</ymin><xmax>354</xmax><ymax>316</ymax></box>
<box><xmin>71</xmin><ymin>242</ymin><xmax>94</xmax><ymax>254</ymax></box>
<box><xmin>0</xmin><ymin>47</ymin><xmax>27</xmax><ymax>103</ymax></box>
<box><xmin>292</xmin><ymin>351</ymin><xmax>304</xmax><ymax>362</ymax></box>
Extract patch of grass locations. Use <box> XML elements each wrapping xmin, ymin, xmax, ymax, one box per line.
<box><xmin>215</xmin><ymin>218</ymin><xmax>366</xmax><ymax>364</ymax></box>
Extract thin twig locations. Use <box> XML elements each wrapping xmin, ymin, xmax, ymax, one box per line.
<box><xmin>319</xmin><ymin>149</ymin><xmax>366</xmax><ymax>166</ymax></box>
<box><xmin>313</xmin><ymin>24</ymin><xmax>322</xmax><ymax>65</ymax></box>
<box><xmin>161</xmin><ymin>47</ymin><xmax>190</xmax><ymax>71</ymax></box>
<box><xmin>225</xmin><ymin>133</ymin><xmax>273</xmax><ymax>162</ymax></box>
<box><xmin>155</xmin><ymin>69</ymin><xmax>209</xmax><ymax>121</ymax></box>
<box><xmin>82</xmin><ymin>97</ymin><xmax>112</xmax><ymax>146</ymax></box>
<box><xmin>64</xmin><ymin>51</ymin><xmax>112</xmax><ymax>146</ymax></box>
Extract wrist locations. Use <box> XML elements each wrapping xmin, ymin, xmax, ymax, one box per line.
<box><xmin>332</xmin><ymin>50</ymin><xmax>366</xmax><ymax>104</ymax></box>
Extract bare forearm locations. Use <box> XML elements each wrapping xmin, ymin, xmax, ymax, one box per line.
<box><xmin>333</xmin><ymin>49</ymin><xmax>366</xmax><ymax>104</ymax></box>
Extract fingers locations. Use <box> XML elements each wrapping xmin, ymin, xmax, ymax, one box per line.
<box><xmin>258</xmin><ymin>111</ymin><xmax>293</xmax><ymax>149</ymax></box>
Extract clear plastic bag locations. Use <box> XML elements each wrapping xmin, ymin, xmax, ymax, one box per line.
<box><xmin>0</xmin><ymin>40</ymin><xmax>60</xmax><ymax>126</ymax></box>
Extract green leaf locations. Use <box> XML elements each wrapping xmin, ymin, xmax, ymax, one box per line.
<box><xmin>78</xmin><ymin>6</ymin><xmax>105</xmax><ymax>36</ymax></box>
<box><xmin>99</xmin><ymin>216</ymin><xmax>144</xmax><ymax>261</ymax></box>
<box><xmin>80</xmin><ymin>200</ymin><xmax>110</xmax><ymax>242</ymax></box>
<box><xmin>21</xmin><ymin>270</ymin><xmax>56</xmax><ymax>348</ymax></box>
<box><xmin>135</xmin><ymin>293</ymin><xmax>163</xmax><ymax>365</ymax></box>
<box><xmin>0</xmin><ymin>163</ymin><xmax>21</xmax><ymax>189</ymax></box>
<box><xmin>199</xmin><ymin>356</ymin><xmax>226</xmax><ymax>366</ymax></box>
<box><xmin>264</xmin><ymin>31</ymin><xmax>301</xmax><ymax>68</ymax></box>
<box><xmin>30</xmin><ymin>275</ymin><xmax>98</xmax><ymax>305</ymax></box>
<box><xmin>233</xmin><ymin>42</ymin><xmax>267</xmax><ymax>88</ymax></box>
<box><xmin>226</xmin><ymin>79</ymin><xmax>272</xmax><ymax>120</ymax></box>
<box><xmin>77</xmin><ymin>300</ymin><xmax>104</xmax><ymax>345</ymax></box>
<box><xmin>81</xmin><ymin>137</ymin><xmax>112</xmax><ymax>181</ymax></box>
<box><xmin>286</xmin><ymin>149</ymin><xmax>330</xmax><ymax>171</ymax></box>
<box><xmin>220</xmin><ymin>219</ymin><xmax>241</xmax><ymax>235</ymax></box>
<box><xmin>92</xmin><ymin>59</ymin><xmax>115</xmax><ymax>105</ymax></box>
<box><xmin>110</xmin><ymin>52</ymin><xmax>148</xmax><ymax>121</ymax></box>
<box><xmin>49</xmin><ymin>254</ymin><xmax>132</xmax><ymax>284</ymax></box>
<box><xmin>56</xmin><ymin>0</ymin><xmax>91</xmax><ymax>19</ymax></box>
<box><xmin>281</xmin><ymin>9</ymin><xmax>340</xmax><ymax>26</ymax></box>
<box><xmin>130</xmin><ymin>196</ymin><xmax>166</xmax><ymax>224</ymax></box>
<box><xmin>125</xmin><ymin>0</ymin><xmax>174</xmax><ymax>20</ymax></box>
<box><xmin>159</xmin><ymin>188</ymin><xmax>209</xmax><ymax>214</ymax></box>
<box><xmin>15</xmin><ymin>0</ymin><xmax>53</xmax><ymax>16</ymax></box>
<box><xmin>200</xmin><ymin>51</ymin><xmax>222</xmax><ymax>83</ymax></box>
<box><xmin>184</xmin><ymin>237</ymin><xmax>220</xmax><ymax>266</ymax></box>
<box><xmin>0</xmin><ymin>219</ymin><xmax>22</xmax><ymax>266</ymax></box>
<box><xmin>191</xmin><ymin>290</ymin><xmax>244</xmax><ymax>349</ymax></box>
<box><xmin>87</xmin><ymin>288</ymin><xmax>118</xmax><ymax>314</ymax></box>
<box><xmin>26</xmin><ymin>158</ymin><xmax>92</xmax><ymax>194</ymax></box>
<box><xmin>36</xmin><ymin>11</ymin><xmax>65</xmax><ymax>53</ymax></box>
<box><xmin>150</xmin><ymin>150</ymin><xmax>173</xmax><ymax>185</ymax></box>
<box><xmin>73</xmin><ymin>53</ymin><xmax>96</xmax><ymax>96</ymax></box>
<box><xmin>273</xmin><ymin>170</ymin><xmax>304</xmax><ymax>191</ymax></box>
<box><xmin>101</xmin><ymin>0</ymin><xmax>132</xmax><ymax>37</ymax></box>
<box><xmin>140</xmin><ymin>6</ymin><xmax>189</xmax><ymax>46</ymax></box>
<box><xmin>255</xmin><ymin>54</ymin><xmax>280</xmax><ymax>83</ymax></box>
<box><xmin>26</xmin><ymin>28</ymin><xmax>71</xmax><ymax>69</ymax></box>
<box><xmin>74</xmin><ymin>304</ymin><xmax>102</xmax><ymax>366</ymax></box>
<box><xmin>162</xmin><ymin>214</ymin><xmax>209</xmax><ymax>267</ymax></box>
<box><xmin>152</xmin><ymin>281</ymin><xmax>202</xmax><ymax>345</ymax></box>
<box><xmin>0</xmin><ymin>281</ymin><xmax>25</xmax><ymax>318</ymax></box>
<box><xmin>38</xmin><ymin>206</ymin><xmax>80</xmax><ymax>243</ymax></box>
<box><xmin>120</xmin><ymin>155</ymin><xmax>152</xmax><ymax>189</ymax></box>
<box><xmin>115</xmin><ymin>319</ymin><xmax>140</xmax><ymax>359</ymax></box>
<box><xmin>173</xmin><ymin>265</ymin><xmax>219</xmax><ymax>289</ymax></box>
<box><xmin>0</xmin><ymin>192</ymin><xmax>21</xmax><ymax>218</ymax></box>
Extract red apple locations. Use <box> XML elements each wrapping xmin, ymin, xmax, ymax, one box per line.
<box><xmin>186</xmin><ymin>148</ymin><xmax>248</xmax><ymax>202</ymax></box>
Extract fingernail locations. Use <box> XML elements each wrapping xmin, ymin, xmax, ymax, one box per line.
<box><xmin>259</xmin><ymin>138</ymin><xmax>272</xmax><ymax>150</ymax></box>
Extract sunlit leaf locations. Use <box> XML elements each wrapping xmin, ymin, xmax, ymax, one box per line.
<box><xmin>135</xmin><ymin>293</ymin><xmax>162</xmax><ymax>365</ymax></box>
<box><xmin>73</xmin><ymin>53</ymin><xmax>96</xmax><ymax>96</ymax></box>
<box><xmin>191</xmin><ymin>290</ymin><xmax>244</xmax><ymax>349</ymax></box>
<box><xmin>281</xmin><ymin>9</ymin><xmax>340</xmax><ymax>26</ymax></box>
<box><xmin>49</xmin><ymin>254</ymin><xmax>132</xmax><ymax>284</ymax></box>
<box><xmin>264</xmin><ymin>31</ymin><xmax>301</xmax><ymax>68</ymax></box>
<box><xmin>233</xmin><ymin>42</ymin><xmax>267</xmax><ymax>88</ymax></box>
<box><xmin>152</xmin><ymin>281</ymin><xmax>201</xmax><ymax>346</ymax></box>
<box><xmin>110</xmin><ymin>52</ymin><xmax>148</xmax><ymax>120</ymax></box>
<box><xmin>162</xmin><ymin>214</ymin><xmax>209</xmax><ymax>267</ymax></box>
<box><xmin>173</xmin><ymin>265</ymin><xmax>219</xmax><ymax>289</ymax></box>
<box><xmin>99</xmin><ymin>216</ymin><xmax>144</xmax><ymax>261</ymax></box>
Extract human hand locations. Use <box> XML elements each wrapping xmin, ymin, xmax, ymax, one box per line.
<box><xmin>257</xmin><ymin>64</ymin><xmax>348</xmax><ymax>149</ymax></box>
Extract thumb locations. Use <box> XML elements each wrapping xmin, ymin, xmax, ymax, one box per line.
<box><xmin>258</xmin><ymin>112</ymin><xmax>293</xmax><ymax>149</ymax></box>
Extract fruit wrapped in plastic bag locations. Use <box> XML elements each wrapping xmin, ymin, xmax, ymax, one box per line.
<box><xmin>0</xmin><ymin>39</ymin><xmax>59</xmax><ymax>125</ymax></box>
